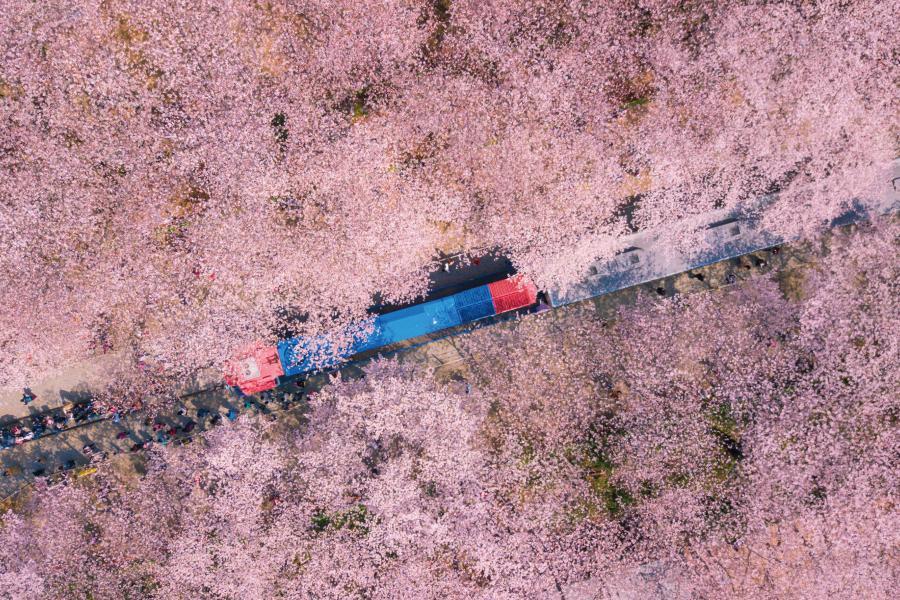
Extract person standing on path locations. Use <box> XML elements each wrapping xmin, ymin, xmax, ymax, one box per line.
<box><xmin>21</xmin><ymin>388</ymin><xmax>36</xmax><ymax>405</ymax></box>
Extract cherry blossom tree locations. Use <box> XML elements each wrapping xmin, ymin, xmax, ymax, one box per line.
<box><xmin>458</xmin><ymin>220</ymin><xmax>899</xmax><ymax>594</ymax></box>
<box><xmin>1</xmin><ymin>219</ymin><xmax>897</xmax><ymax>597</ymax></box>
<box><xmin>1</xmin><ymin>0</ymin><xmax>895</xmax><ymax>396</ymax></box>
<box><xmin>0</xmin><ymin>360</ymin><xmax>579</xmax><ymax>598</ymax></box>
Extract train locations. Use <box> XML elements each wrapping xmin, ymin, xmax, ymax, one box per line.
<box><xmin>226</xmin><ymin>160</ymin><xmax>899</xmax><ymax>396</ymax></box>
<box><xmin>224</xmin><ymin>276</ymin><xmax>539</xmax><ymax>395</ymax></box>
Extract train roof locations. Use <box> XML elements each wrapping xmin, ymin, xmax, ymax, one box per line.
<box><xmin>223</xmin><ymin>344</ymin><xmax>283</xmax><ymax>394</ymax></box>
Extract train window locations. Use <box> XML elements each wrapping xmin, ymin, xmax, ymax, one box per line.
<box><xmin>628</xmin><ymin>253</ymin><xmax>640</xmax><ymax>264</ymax></box>
<box><xmin>728</xmin><ymin>224</ymin><xmax>741</xmax><ymax>237</ymax></box>
<box><xmin>589</xmin><ymin>265</ymin><xmax>599</xmax><ymax>276</ymax></box>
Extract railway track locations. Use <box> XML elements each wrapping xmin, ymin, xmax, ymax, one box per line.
<box><xmin>2</xmin><ymin>160</ymin><xmax>896</xmax><ymax>496</ymax></box>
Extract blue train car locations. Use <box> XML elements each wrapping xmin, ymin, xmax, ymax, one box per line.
<box><xmin>277</xmin><ymin>335</ymin><xmax>347</xmax><ymax>379</ymax></box>
<box><xmin>276</xmin><ymin>296</ymin><xmax>470</xmax><ymax>379</ymax></box>
<box><xmin>267</xmin><ymin>277</ymin><xmax>537</xmax><ymax>386</ymax></box>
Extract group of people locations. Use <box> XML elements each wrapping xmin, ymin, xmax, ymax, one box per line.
<box><xmin>3</xmin><ymin>381</ymin><xmax>311</xmax><ymax>482</ymax></box>
<box><xmin>148</xmin><ymin>417</ymin><xmax>199</xmax><ymax>446</ymax></box>
<box><xmin>4</xmin><ymin>387</ymin><xmax>114</xmax><ymax>451</ymax></box>
<box><xmin>1</xmin><ymin>407</ymin><xmax>70</xmax><ymax>449</ymax></box>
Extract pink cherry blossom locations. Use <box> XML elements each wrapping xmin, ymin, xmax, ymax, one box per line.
<box><xmin>2</xmin><ymin>221</ymin><xmax>896</xmax><ymax>597</ymax></box>
<box><xmin>1</xmin><ymin>0</ymin><xmax>895</xmax><ymax>398</ymax></box>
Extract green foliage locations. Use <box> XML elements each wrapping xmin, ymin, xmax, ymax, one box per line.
<box><xmin>310</xmin><ymin>509</ymin><xmax>331</xmax><ymax>532</ymax></box>
<box><xmin>622</xmin><ymin>96</ymin><xmax>650</xmax><ymax>110</ymax></box>
<box><xmin>335</xmin><ymin>504</ymin><xmax>370</xmax><ymax>532</ymax></box>
<box><xmin>420</xmin><ymin>1</ymin><xmax>452</xmax><ymax>64</ymax></box>
<box><xmin>667</xmin><ymin>471</ymin><xmax>691</xmax><ymax>487</ymax></box>
<box><xmin>706</xmin><ymin>402</ymin><xmax>739</xmax><ymax>441</ymax></box>
<box><xmin>139</xmin><ymin>574</ymin><xmax>161</xmax><ymax>596</ymax></box>
<box><xmin>311</xmin><ymin>504</ymin><xmax>371</xmax><ymax>535</ymax></box>
<box><xmin>519</xmin><ymin>440</ymin><xmax>535</xmax><ymax>465</ymax></box>
<box><xmin>351</xmin><ymin>88</ymin><xmax>370</xmax><ymax>119</ymax></box>
<box><xmin>710</xmin><ymin>457</ymin><xmax>738</xmax><ymax>485</ymax></box>
<box><xmin>705</xmin><ymin>402</ymin><xmax>743</xmax><ymax>487</ymax></box>
<box><xmin>579</xmin><ymin>442</ymin><xmax>634</xmax><ymax>517</ymax></box>
<box><xmin>584</xmin><ymin>467</ymin><xmax>634</xmax><ymax>517</ymax></box>
<box><xmin>638</xmin><ymin>480</ymin><xmax>657</xmax><ymax>498</ymax></box>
